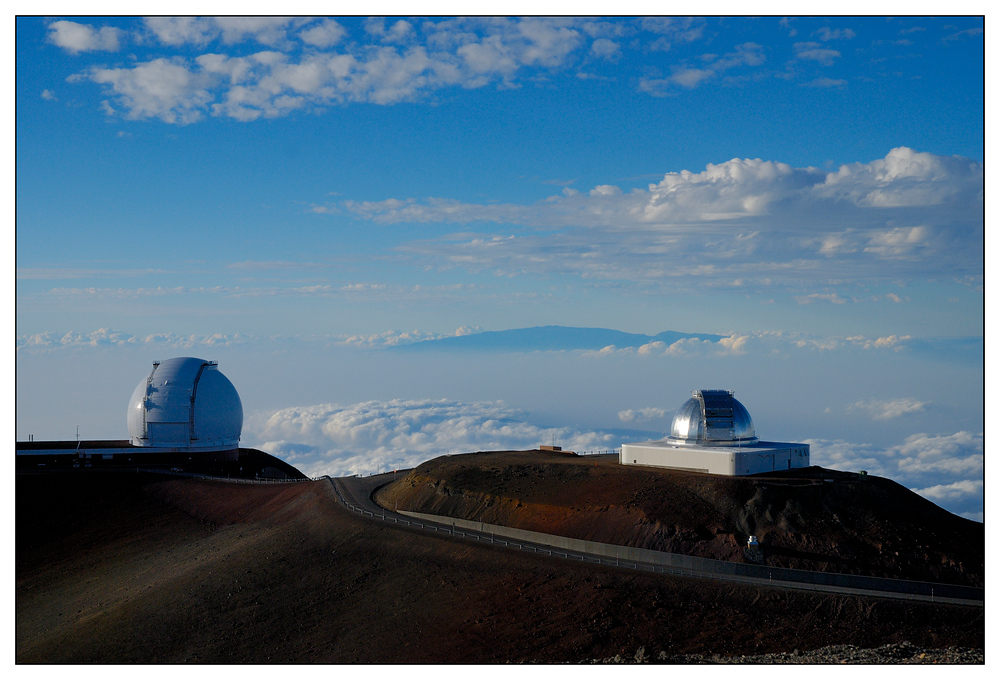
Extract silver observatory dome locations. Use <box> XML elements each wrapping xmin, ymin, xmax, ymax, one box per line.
<box><xmin>668</xmin><ymin>389</ymin><xmax>756</xmax><ymax>445</ymax></box>
<box><xmin>127</xmin><ymin>357</ymin><xmax>243</xmax><ymax>448</ymax></box>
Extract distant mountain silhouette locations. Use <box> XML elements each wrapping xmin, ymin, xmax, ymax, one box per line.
<box><xmin>392</xmin><ymin>326</ymin><xmax>724</xmax><ymax>353</ymax></box>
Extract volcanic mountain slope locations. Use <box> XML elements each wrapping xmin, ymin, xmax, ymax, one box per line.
<box><xmin>17</xmin><ymin>469</ymin><xmax>982</xmax><ymax>663</ymax></box>
<box><xmin>375</xmin><ymin>451</ymin><xmax>983</xmax><ymax>587</ymax></box>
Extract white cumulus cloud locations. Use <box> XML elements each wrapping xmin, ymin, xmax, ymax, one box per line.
<box><xmin>16</xmin><ymin>328</ymin><xmax>257</xmax><ymax>352</ymax></box>
<box><xmin>590</xmin><ymin>38</ymin><xmax>620</xmax><ymax>60</ymax></box>
<box><xmin>892</xmin><ymin>431</ymin><xmax>984</xmax><ymax>476</ymax></box>
<box><xmin>76</xmin><ymin>18</ymin><xmax>601</xmax><ymax>122</ymax></box>
<box><xmin>618</xmin><ymin>407</ymin><xmax>667</xmax><ymax>423</ymax></box>
<box><xmin>48</xmin><ymin>20</ymin><xmax>121</xmax><ymax>53</ymax></box>
<box><xmin>243</xmin><ymin>399</ymin><xmax>619</xmax><ymax>478</ymax></box>
<box><xmin>814</xmin><ymin>27</ymin><xmax>856</xmax><ymax>41</ymax></box>
<box><xmin>847</xmin><ymin>398</ymin><xmax>928</xmax><ymax>420</ymax></box>
<box><xmin>298</xmin><ymin>19</ymin><xmax>347</xmax><ymax>48</ymax></box>
<box><xmin>350</xmin><ymin>148</ymin><xmax>981</xmax><ymax>292</ymax></box>
<box><xmin>640</xmin><ymin>41</ymin><xmax>765</xmax><ymax>94</ymax></box>
<box><xmin>846</xmin><ymin>334</ymin><xmax>913</xmax><ymax>350</ymax></box>
<box><xmin>337</xmin><ymin>329</ymin><xmax>448</xmax><ymax>348</ymax></box>
<box><xmin>143</xmin><ymin>17</ymin><xmax>301</xmax><ymax>47</ymax></box>
<box><xmin>794</xmin><ymin>41</ymin><xmax>840</xmax><ymax>65</ymax></box>
<box><xmin>58</xmin><ymin>18</ymin><xmax>878</xmax><ymax>125</ymax></box>
<box><xmin>911</xmin><ymin>479</ymin><xmax>983</xmax><ymax>503</ymax></box>
<box><xmin>819</xmin><ymin>147</ymin><xmax>982</xmax><ymax>208</ymax></box>
<box><xmin>86</xmin><ymin>58</ymin><xmax>216</xmax><ymax>124</ymax></box>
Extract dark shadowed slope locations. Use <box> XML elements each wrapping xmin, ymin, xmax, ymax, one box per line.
<box><xmin>17</xmin><ymin>469</ymin><xmax>982</xmax><ymax>663</ymax></box>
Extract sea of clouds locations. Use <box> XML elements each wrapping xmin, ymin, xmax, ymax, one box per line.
<box><xmin>243</xmin><ymin>398</ymin><xmax>620</xmax><ymax>478</ymax></box>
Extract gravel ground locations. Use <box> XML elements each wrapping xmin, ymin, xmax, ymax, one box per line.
<box><xmin>386</xmin><ymin>452</ymin><xmax>984</xmax><ymax>587</ymax></box>
<box><xmin>589</xmin><ymin>641</ymin><xmax>984</xmax><ymax>664</ymax></box>
<box><xmin>18</xmin><ymin>472</ymin><xmax>983</xmax><ymax>664</ymax></box>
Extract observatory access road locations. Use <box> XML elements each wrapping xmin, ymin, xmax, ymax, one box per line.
<box><xmin>330</xmin><ymin>473</ymin><xmax>983</xmax><ymax>607</ymax></box>
<box><xmin>332</xmin><ymin>472</ymin><xmax>616</xmax><ymax>566</ymax></box>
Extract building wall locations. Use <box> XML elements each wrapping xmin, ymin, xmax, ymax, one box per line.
<box><xmin>734</xmin><ymin>446</ymin><xmax>810</xmax><ymax>475</ymax></box>
<box><xmin>15</xmin><ymin>441</ymin><xmax>240</xmax><ymax>464</ymax></box>
<box><xmin>621</xmin><ymin>443</ymin><xmax>737</xmax><ymax>475</ymax></box>
<box><xmin>621</xmin><ymin>442</ymin><xmax>809</xmax><ymax>476</ymax></box>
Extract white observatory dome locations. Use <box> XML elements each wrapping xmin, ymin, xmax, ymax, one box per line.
<box><xmin>668</xmin><ymin>389</ymin><xmax>756</xmax><ymax>445</ymax></box>
<box><xmin>127</xmin><ymin>357</ymin><xmax>243</xmax><ymax>448</ymax></box>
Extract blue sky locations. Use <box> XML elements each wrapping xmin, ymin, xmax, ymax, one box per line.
<box><xmin>14</xmin><ymin>15</ymin><xmax>984</xmax><ymax>519</ymax></box>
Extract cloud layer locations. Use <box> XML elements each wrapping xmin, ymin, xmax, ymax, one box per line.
<box><xmin>44</xmin><ymin>17</ymin><xmax>954</xmax><ymax>124</ymax></box>
<box><xmin>16</xmin><ymin>328</ymin><xmax>258</xmax><ymax>351</ymax></box>
<box><xmin>58</xmin><ymin>18</ymin><xmax>632</xmax><ymax>122</ymax></box>
<box><xmin>345</xmin><ymin>148</ymin><xmax>982</xmax><ymax>290</ymax></box>
<box><xmin>847</xmin><ymin>398</ymin><xmax>928</xmax><ymax>421</ymax></box>
<box><xmin>807</xmin><ymin>431</ymin><xmax>983</xmax><ymax>520</ymax></box>
<box><xmin>243</xmin><ymin>398</ymin><xmax>619</xmax><ymax>478</ymax></box>
<box><xmin>14</xmin><ymin>326</ymin><xmax>482</xmax><ymax>352</ymax></box>
<box><xmin>18</xmin><ymin>326</ymin><xmax>972</xmax><ymax>361</ymax></box>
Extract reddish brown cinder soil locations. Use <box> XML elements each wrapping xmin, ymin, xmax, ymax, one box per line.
<box><xmin>16</xmin><ymin>462</ymin><xmax>983</xmax><ymax>663</ymax></box>
<box><xmin>377</xmin><ymin>451</ymin><xmax>983</xmax><ymax>586</ymax></box>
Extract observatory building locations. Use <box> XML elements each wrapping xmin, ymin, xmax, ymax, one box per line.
<box><xmin>17</xmin><ymin>357</ymin><xmax>243</xmax><ymax>465</ymax></box>
<box><xmin>128</xmin><ymin>357</ymin><xmax>243</xmax><ymax>452</ymax></box>
<box><xmin>620</xmin><ymin>390</ymin><xmax>809</xmax><ymax>476</ymax></box>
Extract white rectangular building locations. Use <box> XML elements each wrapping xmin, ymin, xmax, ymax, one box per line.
<box><xmin>620</xmin><ymin>389</ymin><xmax>810</xmax><ymax>476</ymax></box>
<box><xmin>620</xmin><ymin>440</ymin><xmax>810</xmax><ymax>475</ymax></box>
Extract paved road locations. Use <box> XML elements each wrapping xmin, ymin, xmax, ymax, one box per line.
<box><xmin>332</xmin><ymin>472</ymin><xmax>634</xmax><ymax>565</ymax></box>
<box><xmin>329</xmin><ymin>472</ymin><xmax>983</xmax><ymax>607</ymax></box>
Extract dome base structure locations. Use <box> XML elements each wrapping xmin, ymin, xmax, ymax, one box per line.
<box><xmin>621</xmin><ymin>389</ymin><xmax>809</xmax><ymax>475</ymax></box>
<box><xmin>620</xmin><ymin>439</ymin><xmax>809</xmax><ymax>475</ymax></box>
<box><xmin>127</xmin><ymin>357</ymin><xmax>243</xmax><ymax>451</ymax></box>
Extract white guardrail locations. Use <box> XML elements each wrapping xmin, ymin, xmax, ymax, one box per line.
<box><xmin>327</xmin><ymin>478</ymin><xmax>983</xmax><ymax>607</ymax></box>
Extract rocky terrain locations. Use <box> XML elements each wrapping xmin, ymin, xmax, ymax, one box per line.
<box><xmin>16</xmin><ymin>457</ymin><xmax>983</xmax><ymax>663</ymax></box>
<box><xmin>590</xmin><ymin>641</ymin><xmax>984</xmax><ymax>664</ymax></box>
<box><xmin>376</xmin><ymin>450</ymin><xmax>983</xmax><ymax>586</ymax></box>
